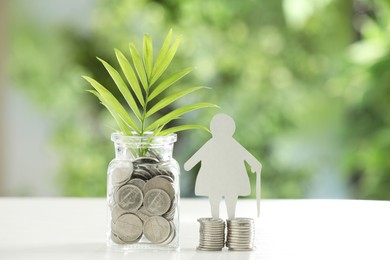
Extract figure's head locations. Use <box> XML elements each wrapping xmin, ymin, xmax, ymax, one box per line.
<box><xmin>210</xmin><ymin>113</ymin><xmax>236</xmax><ymax>137</ymax></box>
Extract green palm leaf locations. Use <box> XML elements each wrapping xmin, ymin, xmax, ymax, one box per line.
<box><xmin>148</xmin><ymin>67</ymin><xmax>192</xmax><ymax>101</ymax></box>
<box><xmin>152</xmin><ymin>29</ymin><xmax>172</xmax><ymax>78</ymax></box>
<box><xmin>146</xmin><ymin>86</ymin><xmax>208</xmax><ymax>118</ymax></box>
<box><xmin>97</xmin><ymin>57</ymin><xmax>142</xmax><ymax>121</ymax></box>
<box><xmin>129</xmin><ymin>42</ymin><xmax>148</xmax><ymax>92</ymax></box>
<box><xmin>145</xmin><ymin>102</ymin><xmax>219</xmax><ymax>132</ymax></box>
<box><xmin>159</xmin><ymin>125</ymin><xmax>210</xmax><ymax>136</ymax></box>
<box><xmin>88</xmin><ymin>90</ymin><xmax>132</xmax><ymax>135</ymax></box>
<box><xmin>150</xmin><ymin>35</ymin><xmax>182</xmax><ymax>86</ymax></box>
<box><xmin>83</xmin><ymin>76</ymin><xmax>140</xmax><ymax>134</ymax></box>
<box><xmin>114</xmin><ymin>49</ymin><xmax>145</xmax><ymax>107</ymax></box>
<box><xmin>143</xmin><ymin>34</ymin><xmax>153</xmax><ymax>80</ymax></box>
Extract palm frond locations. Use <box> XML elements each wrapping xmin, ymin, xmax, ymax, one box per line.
<box><xmin>97</xmin><ymin>57</ymin><xmax>142</xmax><ymax>121</ymax></box>
<box><xmin>143</xmin><ymin>34</ymin><xmax>153</xmax><ymax>81</ymax></box>
<box><xmin>83</xmin><ymin>30</ymin><xmax>218</xmax><ymax>136</ymax></box>
<box><xmin>83</xmin><ymin>76</ymin><xmax>140</xmax><ymax>134</ymax></box>
<box><xmin>145</xmin><ymin>102</ymin><xmax>219</xmax><ymax>132</ymax></box>
<box><xmin>150</xmin><ymin>35</ymin><xmax>182</xmax><ymax>86</ymax></box>
<box><xmin>129</xmin><ymin>42</ymin><xmax>148</xmax><ymax>92</ymax></box>
<box><xmin>146</xmin><ymin>86</ymin><xmax>208</xmax><ymax>118</ymax></box>
<box><xmin>115</xmin><ymin>49</ymin><xmax>145</xmax><ymax>107</ymax></box>
<box><xmin>148</xmin><ymin>67</ymin><xmax>193</xmax><ymax>101</ymax></box>
<box><xmin>159</xmin><ymin>125</ymin><xmax>210</xmax><ymax>136</ymax></box>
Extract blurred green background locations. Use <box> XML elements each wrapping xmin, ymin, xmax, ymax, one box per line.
<box><xmin>2</xmin><ymin>0</ymin><xmax>390</xmax><ymax>199</ymax></box>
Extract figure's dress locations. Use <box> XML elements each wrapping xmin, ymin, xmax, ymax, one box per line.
<box><xmin>194</xmin><ymin>138</ymin><xmax>251</xmax><ymax>197</ymax></box>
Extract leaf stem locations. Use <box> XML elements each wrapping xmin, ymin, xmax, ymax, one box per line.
<box><xmin>140</xmin><ymin>82</ymin><xmax>150</xmax><ymax>135</ymax></box>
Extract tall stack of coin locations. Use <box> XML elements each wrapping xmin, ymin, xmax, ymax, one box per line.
<box><xmin>197</xmin><ymin>218</ymin><xmax>226</xmax><ymax>251</ymax></box>
<box><xmin>109</xmin><ymin>157</ymin><xmax>178</xmax><ymax>246</ymax></box>
<box><xmin>226</xmin><ymin>218</ymin><xmax>255</xmax><ymax>251</ymax></box>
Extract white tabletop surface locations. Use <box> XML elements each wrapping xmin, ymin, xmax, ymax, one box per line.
<box><xmin>0</xmin><ymin>198</ymin><xmax>389</xmax><ymax>260</ymax></box>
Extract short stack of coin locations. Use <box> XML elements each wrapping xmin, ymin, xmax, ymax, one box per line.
<box><xmin>109</xmin><ymin>157</ymin><xmax>178</xmax><ymax>245</ymax></box>
<box><xmin>226</xmin><ymin>218</ymin><xmax>255</xmax><ymax>251</ymax></box>
<box><xmin>197</xmin><ymin>218</ymin><xmax>226</xmax><ymax>251</ymax></box>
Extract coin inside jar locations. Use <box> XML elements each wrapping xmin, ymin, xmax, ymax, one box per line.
<box><xmin>162</xmin><ymin>197</ymin><xmax>176</xmax><ymax>220</ymax></box>
<box><xmin>111</xmin><ymin>213</ymin><xmax>143</xmax><ymax>243</ymax></box>
<box><xmin>136</xmin><ymin>206</ymin><xmax>153</xmax><ymax>223</ymax></box>
<box><xmin>111</xmin><ymin>231</ymin><xmax>126</xmax><ymax>244</ymax></box>
<box><xmin>143</xmin><ymin>216</ymin><xmax>171</xmax><ymax>244</ymax></box>
<box><xmin>143</xmin><ymin>189</ymin><xmax>171</xmax><ymax>215</ymax></box>
<box><xmin>143</xmin><ymin>176</ymin><xmax>175</xmax><ymax>200</ymax></box>
<box><xmin>128</xmin><ymin>178</ymin><xmax>146</xmax><ymax>190</ymax></box>
<box><xmin>111</xmin><ymin>164</ymin><xmax>133</xmax><ymax>186</ymax></box>
<box><xmin>133</xmin><ymin>157</ymin><xmax>160</xmax><ymax>165</ymax></box>
<box><xmin>161</xmin><ymin>221</ymin><xmax>176</xmax><ymax>244</ymax></box>
<box><xmin>115</xmin><ymin>184</ymin><xmax>143</xmax><ymax>211</ymax></box>
<box><xmin>111</xmin><ymin>204</ymin><xmax>127</xmax><ymax>223</ymax></box>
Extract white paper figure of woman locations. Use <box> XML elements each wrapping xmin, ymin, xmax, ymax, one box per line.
<box><xmin>184</xmin><ymin>113</ymin><xmax>262</xmax><ymax>219</ymax></box>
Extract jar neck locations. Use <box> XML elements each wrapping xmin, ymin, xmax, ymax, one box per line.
<box><xmin>111</xmin><ymin>133</ymin><xmax>177</xmax><ymax>162</ymax></box>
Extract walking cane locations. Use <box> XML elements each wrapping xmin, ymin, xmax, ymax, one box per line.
<box><xmin>256</xmin><ymin>166</ymin><xmax>262</xmax><ymax>218</ymax></box>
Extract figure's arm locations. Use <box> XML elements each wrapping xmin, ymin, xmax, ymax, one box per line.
<box><xmin>242</xmin><ymin>147</ymin><xmax>262</xmax><ymax>174</ymax></box>
<box><xmin>184</xmin><ymin>143</ymin><xmax>207</xmax><ymax>171</ymax></box>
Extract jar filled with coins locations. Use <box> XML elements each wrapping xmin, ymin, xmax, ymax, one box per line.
<box><xmin>107</xmin><ymin>132</ymin><xmax>180</xmax><ymax>250</ymax></box>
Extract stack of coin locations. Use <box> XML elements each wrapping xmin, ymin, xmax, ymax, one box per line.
<box><xmin>197</xmin><ymin>218</ymin><xmax>226</xmax><ymax>251</ymax></box>
<box><xmin>109</xmin><ymin>157</ymin><xmax>178</xmax><ymax>245</ymax></box>
<box><xmin>226</xmin><ymin>218</ymin><xmax>255</xmax><ymax>251</ymax></box>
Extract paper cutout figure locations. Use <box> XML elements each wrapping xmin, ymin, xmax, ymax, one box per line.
<box><xmin>184</xmin><ymin>113</ymin><xmax>262</xmax><ymax>219</ymax></box>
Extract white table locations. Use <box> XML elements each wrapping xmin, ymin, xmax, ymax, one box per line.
<box><xmin>0</xmin><ymin>198</ymin><xmax>389</xmax><ymax>260</ymax></box>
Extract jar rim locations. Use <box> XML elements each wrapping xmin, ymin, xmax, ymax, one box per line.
<box><xmin>111</xmin><ymin>132</ymin><xmax>177</xmax><ymax>144</ymax></box>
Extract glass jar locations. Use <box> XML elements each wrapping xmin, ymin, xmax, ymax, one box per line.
<box><xmin>107</xmin><ymin>132</ymin><xmax>180</xmax><ymax>250</ymax></box>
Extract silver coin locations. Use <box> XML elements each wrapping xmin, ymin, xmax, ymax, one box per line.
<box><xmin>111</xmin><ymin>231</ymin><xmax>126</xmax><ymax>244</ymax></box>
<box><xmin>197</xmin><ymin>247</ymin><xmax>223</xmax><ymax>251</ymax></box>
<box><xmin>154</xmin><ymin>174</ymin><xmax>174</xmax><ymax>183</ymax></box>
<box><xmin>199</xmin><ymin>233</ymin><xmax>225</xmax><ymax>238</ymax></box>
<box><xmin>111</xmin><ymin>213</ymin><xmax>143</xmax><ymax>243</ymax></box>
<box><xmin>228</xmin><ymin>247</ymin><xmax>254</xmax><ymax>251</ymax></box>
<box><xmin>128</xmin><ymin>178</ymin><xmax>146</xmax><ymax>190</ymax></box>
<box><xmin>143</xmin><ymin>216</ymin><xmax>171</xmax><ymax>244</ymax></box>
<box><xmin>162</xmin><ymin>197</ymin><xmax>176</xmax><ymax>220</ymax></box>
<box><xmin>229</xmin><ymin>230</ymin><xmax>255</xmax><ymax>234</ymax></box>
<box><xmin>111</xmin><ymin>204</ymin><xmax>127</xmax><ymax>223</ymax></box>
<box><xmin>198</xmin><ymin>217</ymin><xmax>225</xmax><ymax>222</ymax></box>
<box><xmin>133</xmin><ymin>157</ymin><xmax>159</xmax><ymax>164</ymax></box>
<box><xmin>139</xmin><ymin>163</ymin><xmax>171</xmax><ymax>179</ymax></box>
<box><xmin>115</xmin><ymin>184</ymin><xmax>143</xmax><ymax>211</ymax></box>
<box><xmin>198</xmin><ymin>244</ymin><xmax>224</xmax><ymax>248</ymax></box>
<box><xmin>143</xmin><ymin>189</ymin><xmax>171</xmax><ymax>216</ymax></box>
<box><xmin>143</xmin><ymin>176</ymin><xmax>175</xmax><ymax>200</ymax></box>
<box><xmin>157</xmin><ymin>167</ymin><xmax>175</xmax><ymax>180</ymax></box>
<box><xmin>199</xmin><ymin>230</ymin><xmax>225</xmax><ymax>234</ymax></box>
<box><xmin>199</xmin><ymin>245</ymin><xmax>224</xmax><ymax>250</ymax></box>
<box><xmin>139</xmin><ymin>164</ymin><xmax>160</xmax><ymax>179</ymax></box>
<box><xmin>111</xmin><ymin>165</ymin><xmax>133</xmax><ymax>186</ymax></box>
<box><xmin>228</xmin><ymin>239</ymin><xmax>254</xmax><ymax>244</ymax></box>
<box><xmin>135</xmin><ymin>206</ymin><xmax>153</xmax><ymax>223</ymax></box>
<box><xmin>133</xmin><ymin>168</ymin><xmax>153</xmax><ymax>180</ymax></box>
<box><xmin>199</xmin><ymin>240</ymin><xmax>224</xmax><ymax>244</ymax></box>
<box><xmin>228</xmin><ymin>233</ymin><xmax>254</xmax><ymax>237</ymax></box>
<box><xmin>227</xmin><ymin>217</ymin><xmax>254</xmax><ymax>223</ymax></box>
<box><xmin>227</xmin><ymin>239</ymin><xmax>255</xmax><ymax>244</ymax></box>
<box><xmin>143</xmin><ymin>163</ymin><xmax>176</xmax><ymax>180</ymax></box>
<box><xmin>161</xmin><ymin>221</ymin><xmax>176</xmax><ymax>244</ymax></box>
